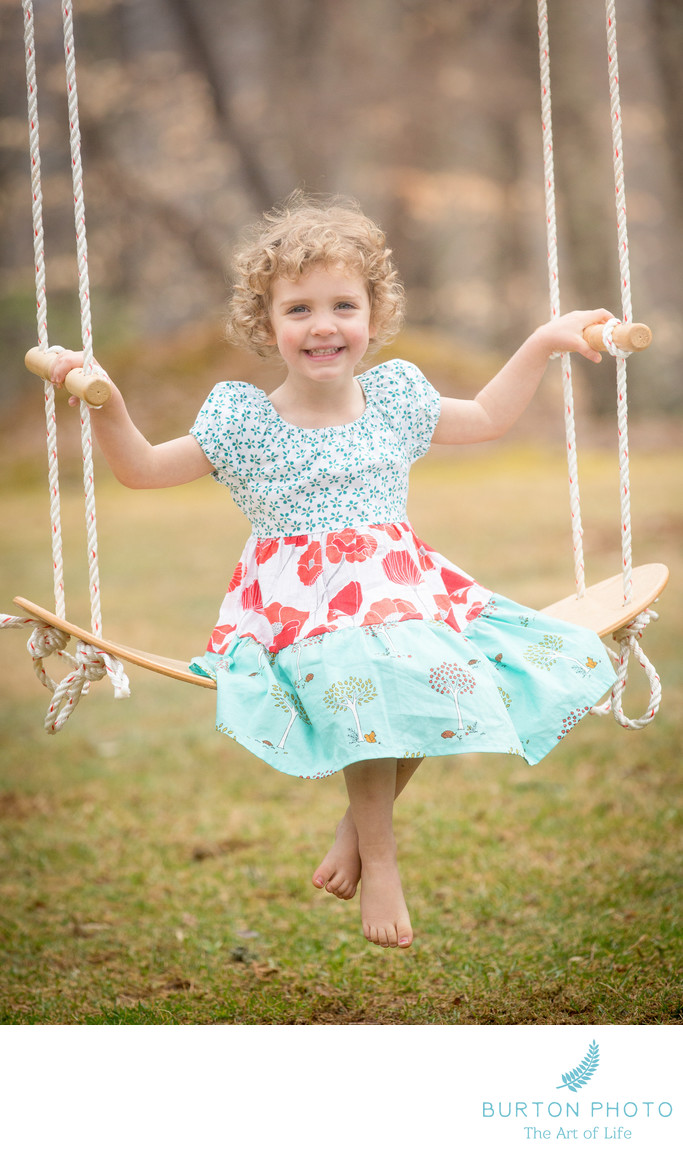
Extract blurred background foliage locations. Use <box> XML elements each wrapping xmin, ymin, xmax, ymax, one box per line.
<box><xmin>1</xmin><ymin>0</ymin><xmax>682</xmax><ymax>457</ymax></box>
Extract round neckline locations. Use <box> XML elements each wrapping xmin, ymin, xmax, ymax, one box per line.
<box><xmin>260</xmin><ymin>374</ymin><xmax>369</xmax><ymax>432</ymax></box>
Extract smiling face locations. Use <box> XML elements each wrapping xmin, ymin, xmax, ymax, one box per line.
<box><xmin>267</xmin><ymin>264</ymin><xmax>375</xmax><ymax>387</ymax></box>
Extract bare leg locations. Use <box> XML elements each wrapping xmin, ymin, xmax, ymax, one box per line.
<box><xmin>343</xmin><ymin>757</ymin><xmax>413</xmax><ymax>949</ymax></box>
<box><xmin>312</xmin><ymin>757</ymin><xmax>423</xmax><ymax>899</ymax></box>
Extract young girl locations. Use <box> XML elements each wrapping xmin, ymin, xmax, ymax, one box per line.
<box><xmin>51</xmin><ymin>192</ymin><xmax>615</xmax><ymax>951</ymax></box>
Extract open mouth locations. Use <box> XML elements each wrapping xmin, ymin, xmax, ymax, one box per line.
<box><xmin>305</xmin><ymin>347</ymin><xmax>344</xmax><ymax>358</ymax></box>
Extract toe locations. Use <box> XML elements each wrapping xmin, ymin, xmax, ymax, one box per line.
<box><xmin>312</xmin><ymin>868</ymin><xmax>332</xmax><ymax>889</ymax></box>
<box><xmin>397</xmin><ymin>921</ymin><xmax>413</xmax><ymax>948</ymax></box>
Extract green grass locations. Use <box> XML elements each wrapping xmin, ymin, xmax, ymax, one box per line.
<box><xmin>0</xmin><ymin>444</ymin><xmax>681</xmax><ymax>1024</ymax></box>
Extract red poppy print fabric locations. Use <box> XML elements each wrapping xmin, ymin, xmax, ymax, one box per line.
<box><xmin>325</xmin><ymin>529</ymin><xmax>378</xmax><ymax>564</ymax></box>
<box><xmin>204</xmin><ymin>521</ymin><xmax>490</xmax><ymax>654</ymax></box>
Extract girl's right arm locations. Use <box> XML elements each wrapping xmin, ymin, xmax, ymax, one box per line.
<box><xmin>50</xmin><ymin>350</ymin><xmax>214</xmax><ymax>489</ymax></box>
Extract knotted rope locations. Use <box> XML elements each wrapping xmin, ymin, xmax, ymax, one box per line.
<box><xmin>0</xmin><ymin>1</ymin><xmax>130</xmax><ymax>730</ymax></box>
<box><xmin>537</xmin><ymin>0</ymin><xmax>661</xmax><ymax>727</ymax></box>
<box><xmin>0</xmin><ymin>613</ymin><xmax>130</xmax><ymax>733</ymax></box>
<box><xmin>590</xmin><ymin>610</ymin><xmax>661</xmax><ymax>730</ymax></box>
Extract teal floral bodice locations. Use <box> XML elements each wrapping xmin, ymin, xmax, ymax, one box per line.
<box><xmin>189</xmin><ymin>359</ymin><xmax>441</xmax><ymax>536</ymax></box>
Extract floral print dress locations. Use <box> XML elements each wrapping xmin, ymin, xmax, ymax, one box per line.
<box><xmin>189</xmin><ymin>360</ymin><xmax>615</xmax><ymax>778</ymax></box>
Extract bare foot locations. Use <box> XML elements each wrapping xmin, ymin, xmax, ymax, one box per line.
<box><xmin>359</xmin><ymin>846</ymin><xmax>413</xmax><ymax>949</ymax></box>
<box><xmin>312</xmin><ymin>808</ymin><xmax>361</xmax><ymax>900</ymax></box>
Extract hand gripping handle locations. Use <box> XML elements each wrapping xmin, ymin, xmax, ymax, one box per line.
<box><xmin>25</xmin><ymin>347</ymin><xmax>112</xmax><ymax>407</ymax></box>
<box><xmin>582</xmin><ymin>321</ymin><xmax>652</xmax><ymax>354</ymax></box>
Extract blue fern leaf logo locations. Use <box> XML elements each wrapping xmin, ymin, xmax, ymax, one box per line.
<box><xmin>556</xmin><ymin>1041</ymin><xmax>600</xmax><ymax>1093</ymax></box>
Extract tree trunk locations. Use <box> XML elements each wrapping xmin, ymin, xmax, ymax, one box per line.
<box><xmin>650</xmin><ymin>0</ymin><xmax>683</xmax><ymax>225</ymax></box>
<box><xmin>162</xmin><ymin>0</ymin><xmax>280</xmax><ymax>210</ymax></box>
<box><xmin>345</xmin><ymin>698</ymin><xmax>363</xmax><ymax>741</ymax></box>
<box><xmin>278</xmin><ymin>708</ymin><xmax>297</xmax><ymax>750</ymax></box>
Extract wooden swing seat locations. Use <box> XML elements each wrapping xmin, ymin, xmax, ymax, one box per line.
<box><xmin>541</xmin><ymin>562</ymin><xmax>668</xmax><ymax>637</ymax></box>
<box><xmin>13</xmin><ymin>562</ymin><xmax>668</xmax><ymax>691</ymax></box>
<box><xmin>13</xmin><ymin>595</ymin><xmax>216</xmax><ymax>690</ymax></box>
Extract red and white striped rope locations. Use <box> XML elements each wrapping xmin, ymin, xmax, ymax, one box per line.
<box><xmin>0</xmin><ymin>612</ymin><xmax>130</xmax><ymax>733</ymax></box>
<box><xmin>537</xmin><ymin>0</ymin><xmax>660</xmax><ymax>728</ymax></box>
<box><xmin>590</xmin><ymin>610</ymin><xmax>662</xmax><ymax>729</ymax></box>
<box><xmin>605</xmin><ymin>0</ymin><xmax>634</xmax><ymax>606</ymax></box>
<box><xmin>2</xmin><ymin>1</ymin><xmax>130</xmax><ymax>729</ymax></box>
<box><xmin>537</xmin><ymin>0</ymin><xmax>586</xmax><ymax>600</ymax></box>
<box><xmin>61</xmin><ymin>0</ymin><xmax>103</xmax><ymax>640</ymax></box>
<box><xmin>597</xmin><ymin>0</ymin><xmax>661</xmax><ymax>728</ymax></box>
<box><xmin>22</xmin><ymin>0</ymin><xmax>66</xmax><ymax>621</ymax></box>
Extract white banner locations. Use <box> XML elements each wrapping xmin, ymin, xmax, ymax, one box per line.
<box><xmin>3</xmin><ymin>1024</ymin><xmax>681</xmax><ymax>1149</ymax></box>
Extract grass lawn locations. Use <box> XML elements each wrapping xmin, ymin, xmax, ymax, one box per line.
<box><xmin>1</xmin><ymin>442</ymin><xmax>681</xmax><ymax>1024</ymax></box>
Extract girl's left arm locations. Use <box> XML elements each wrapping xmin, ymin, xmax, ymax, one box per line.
<box><xmin>49</xmin><ymin>349</ymin><xmax>214</xmax><ymax>489</ymax></box>
<box><xmin>432</xmin><ymin>309</ymin><xmax>614</xmax><ymax>446</ymax></box>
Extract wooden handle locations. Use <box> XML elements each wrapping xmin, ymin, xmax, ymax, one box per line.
<box><xmin>25</xmin><ymin>347</ymin><xmax>112</xmax><ymax>407</ymax></box>
<box><xmin>583</xmin><ymin>321</ymin><xmax>652</xmax><ymax>353</ymax></box>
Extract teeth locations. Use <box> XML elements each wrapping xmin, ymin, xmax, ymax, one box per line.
<box><xmin>307</xmin><ymin>347</ymin><xmax>341</xmax><ymax>356</ymax></box>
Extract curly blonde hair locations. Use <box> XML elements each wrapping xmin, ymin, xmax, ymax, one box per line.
<box><xmin>225</xmin><ymin>191</ymin><xmax>405</xmax><ymax>357</ymax></box>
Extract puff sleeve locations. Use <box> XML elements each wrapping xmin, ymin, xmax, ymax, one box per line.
<box><xmin>189</xmin><ymin>380</ymin><xmax>256</xmax><ymax>485</ymax></box>
<box><xmin>363</xmin><ymin>359</ymin><xmax>441</xmax><ymax>462</ymax></box>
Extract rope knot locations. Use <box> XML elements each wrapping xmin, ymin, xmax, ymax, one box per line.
<box><xmin>45</xmin><ymin>642</ymin><xmax>130</xmax><ymax>733</ymax></box>
<box><xmin>76</xmin><ymin>641</ymin><xmax>110</xmax><ymax>684</ymax></box>
<box><xmin>613</xmin><ymin>607</ymin><xmax>657</xmax><ymax>645</ymax></box>
<box><xmin>74</xmin><ymin>640</ymin><xmax>131</xmax><ymax>698</ymax></box>
<box><xmin>602</xmin><ymin>317</ymin><xmax>632</xmax><ymax>359</ymax></box>
<box><xmin>0</xmin><ymin>613</ymin><xmax>130</xmax><ymax>733</ymax></box>
<box><xmin>591</xmin><ymin>606</ymin><xmax>661</xmax><ymax>730</ymax></box>
<box><xmin>27</xmin><ymin>621</ymin><xmax>70</xmax><ymax>660</ymax></box>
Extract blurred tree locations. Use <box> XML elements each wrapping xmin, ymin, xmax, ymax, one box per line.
<box><xmin>651</xmin><ymin>0</ymin><xmax>683</xmax><ymax>222</ymax></box>
<box><xmin>162</xmin><ymin>0</ymin><xmax>280</xmax><ymax>209</ymax></box>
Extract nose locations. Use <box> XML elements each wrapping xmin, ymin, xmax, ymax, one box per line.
<box><xmin>310</xmin><ymin>309</ymin><xmax>338</xmax><ymax>336</ymax></box>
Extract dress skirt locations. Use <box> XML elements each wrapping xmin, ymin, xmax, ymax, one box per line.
<box><xmin>190</xmin><ymin>521</ymin><xmax>616</xmax><ymax>778</ymax></box>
